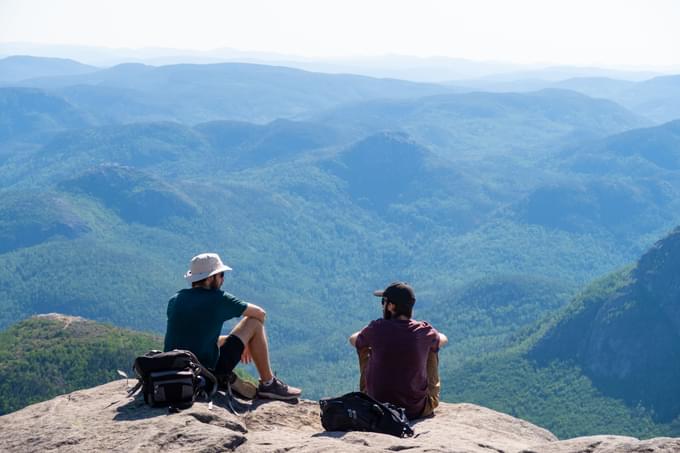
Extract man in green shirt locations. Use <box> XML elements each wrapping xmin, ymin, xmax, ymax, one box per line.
<box><xmin>164</xmin><ymin>252</ymin><xmax>301</xmax><ymax>400</ymax></box>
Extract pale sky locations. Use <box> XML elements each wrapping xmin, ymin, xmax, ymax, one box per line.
<box><xmin>1</xmin><ymin>0</ymin><xmax>678</xmax><ymax>67</ymax></box>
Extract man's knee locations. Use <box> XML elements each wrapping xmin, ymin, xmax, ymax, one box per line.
<box><xmin>230</xmin><ymin>316</ymin><xmax>264</xmax><ymax>344</ymax></box>
<box><xmin>421</xmin><ymin>394</ymin><xmax>439</xmax><ymax>418</ymax></box>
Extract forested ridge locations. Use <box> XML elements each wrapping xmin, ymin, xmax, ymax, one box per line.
<box><xmin>444</xmin><ymin>227</ymin><xmax>680</xmax><ymax>438</ymax></box>
<box><xmin>0</xmin><ymin>314</ymin><xmax>160</xmax><ymax>415</ymax></box>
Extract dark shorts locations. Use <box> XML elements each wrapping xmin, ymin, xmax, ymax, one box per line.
<box><xmin>213</xmin><ymin>335</ymin><xmax>245</xmax><ymax>376</ymax></box>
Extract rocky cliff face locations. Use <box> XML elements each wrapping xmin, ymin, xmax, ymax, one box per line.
<box><xmin>530</xmin><ymin>226</ymin><xmax>680</xmax><ymax>421</ymax></box>
<box><xmin>1</xmin><ymin>380</ymin><xmax>679</xmax><ymax>452</ymax></box>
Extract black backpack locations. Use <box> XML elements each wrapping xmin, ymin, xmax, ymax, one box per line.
<box><xmin>129</xmin><ymin>349</ymin><xmax>218</xmax><ymax>410</ymax></box>
<box><xmin>319</xmin><ymin>392</ymin><xmax>415</xmax><ymax>438</ymax></box>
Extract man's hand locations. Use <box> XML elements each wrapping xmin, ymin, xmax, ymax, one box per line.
<box><xmin>438</xmin><ymin>332</ymin><xmax>449</xmax><ymax>348</ymax></box>
<box><xmin>348</xmin><ymin>331</ymin><xmax>360</xmax><ymax>347</ymax></box>
<box><xmin>241</xmin><ymin>344</ymin><xmax>253</xmax><ymax>364</ymax></box>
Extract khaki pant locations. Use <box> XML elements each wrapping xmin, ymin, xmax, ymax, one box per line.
<box><xmin>358</xmin><ymin>347</ymin><xmax>440</xmax><ymax>418</ymax></box>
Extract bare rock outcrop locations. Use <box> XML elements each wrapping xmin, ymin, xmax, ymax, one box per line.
<box><xmin>0</xmin><ymin>380</ymin><xmax>678</xmax><ymax>452</ymax></box>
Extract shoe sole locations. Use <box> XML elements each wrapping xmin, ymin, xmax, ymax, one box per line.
<box><xmin>232</xmin><ymin>388</ymin><xmax>257</xmax><ymax>400</ymax></box>
<box><xmin>257</xmin><ymin>391</ymin><xmax>301</xmax><ymax>400</ymax></box>
<box><xmin>231</xmin><ymin>387</ymin><xmax>257</xmax><ymax>400</ymax></box>
<box><xmin>231</xmin><ymin>381</ymin><xmax>258</xmax><ymax>399</ymax></box>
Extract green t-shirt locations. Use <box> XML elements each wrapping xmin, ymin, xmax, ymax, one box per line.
<box><xmin>163</xmin><ymin>287</ymin><xmax>248</xmax><ymax>369</ymax></box>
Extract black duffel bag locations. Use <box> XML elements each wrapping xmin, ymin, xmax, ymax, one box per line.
<box><xmin>319</xmin><ymin>392</ymin><xmax>414</xmax><ymax>437</ymax></box>
<box><xmin>129</xmin><ymin>349</ymin><xmax>217</xmax><ymax>410</ymax></box>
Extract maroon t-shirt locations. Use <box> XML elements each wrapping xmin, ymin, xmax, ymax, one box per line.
<box><xmin>355</xmin><ymin>318</ymin><xmax>440</xmax><ymax>419</ymax></box>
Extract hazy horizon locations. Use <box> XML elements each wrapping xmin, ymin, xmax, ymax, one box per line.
<box><xmin>0</xmin><ymin>41</ymin><xmax>675</xmax><ymax>84</ymax></box>
<box><xmin>2</xmin><ymin>41</ymin><xmax>677</xmax><ymax>71</ymax></box>
<box><xmin>1</xmin><ymin>0</ymin><xmax>679</xmax><ymax>70</ymax></box>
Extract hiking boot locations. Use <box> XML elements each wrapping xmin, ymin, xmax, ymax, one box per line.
<box><xmin>229</xmin><ymin>373</ymin><xmax>258</xmax><ymax>400</ymax></box>
<box><xmin>257</xmin><ymin>376</ymin><xmax>302</xmax><ymax>400</ymax></box>
<box><xmin>218</xmin><ymin>373</ymin><xmax>258</xmax><ymax>400</ymax></box>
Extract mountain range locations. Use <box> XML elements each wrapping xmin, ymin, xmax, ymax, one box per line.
<box><xmin>3</xmin><ymin>61</ymin><xmax>454</xmax><ymax>124</ymax></box>
<box><xmin>1</xmin><ymin>55</ymin><xmax>679</xmax><ymax>437</ymax></box>
<box><xmin>3</xmin><ymin>45</ymin><xmax>671</xmax><ymax>80</ymax></box>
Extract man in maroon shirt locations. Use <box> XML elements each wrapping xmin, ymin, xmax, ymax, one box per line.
<box><xmin>349</xmin><ymin>282</ymin><xmax>448</xmax><ymax>419</ymax></box>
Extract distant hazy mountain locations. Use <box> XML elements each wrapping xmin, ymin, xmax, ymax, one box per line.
<box><xmin>0</xmin><ymin>87</ymin><xmax>92</xmax><ymax>143</ymax></box>
<box><xmin>311</xmin><ymin>89</ymin><xmax>649</xmax><ymax>159</ymax></box>
<box><xmin>514</xmin><ymin>179</ymin><xmax>664</xmax><ymax>237</ymax></box>
<box><xmin>15</xmin><ymin>62</ymin><xmax>455</xmax><ymax>124</ymax></box>
<box><xmin>553</xmin><ymin>77</ymin><xmax>636</xmax><ymax>99</ymax></box>
<box><xmin>57</xmin><ymin>84</ymin><xmax>172</xmax><ymax>124</ymax></box>
<box><xmin>460</xmin><ymin>75</ymin><xmax>680</xmax><ymax>124</ymax></box>
<box><xmin>0</xmin><ymin>191</ymin><xmax>89</xmax><ymax>253</ymax></box>
<box><xmin>0</xmin><ymin>314</ymin><xmax>160</xmax><ymax>415</ymax></box>
<box><xmin>0</xmin><ymin>45</ymin><xmax>527</xmax><ymax>79</ymax></box>
<box><xmin>477</xmin><ymin>65</ymin><xmax>659</xmax><ymax>82</ymax></box>
<box><xmin>329</xmin><ymin>131</ymin><xmax>440</xmax><ymax>210</ymax></box>
<box><xmin>513</xmin><ymin>120</ymin><xmax>680</xmax><ymax>246</ymax></box>
<box><xmin>615</xmin><ymin>75</ymin><xmax>680</xmax><ymax>123</ymax></box>
<box><xmin>9</xmin><ymin>56</ymin><xmax>675</xmax><ymax>127</ymax></box>
<box><xmin>324</xmin><ymin>131</ymin><xmax>492</xmax><ymax>232</ymax></box>
<box><xmin>562</xmin><ymin>119</ymin><xmax>680</xmax><ymax>174</ymax></box>
<box><xmin>35</xmin><ymin>121</ymin><xmax>212</xmax><ymax>175</ymax></box>
<box><xmin>553</xmin><ymin>75</ymin><xmax>680</xmax><ymax>124</ymax></box>
<box><xmin>257</xmin><ymin>55</ymin><xmax>527</xmax><ymax>83</ymax></box>
<box><xmin>196</xmin><ymin>118</ymin><xmax>343</xmax><ymax>168</ymax></box>
<box><xmin>59</xmin><ymin>164</ymin><xmax>199</xmax><ymax>226</ymax></box>
<box><xmin>3</xmin><ymin>46</ymin><xmax>673</xmax><ymax>82</ymax></box>
<box><xmin>444</xmin><ymin>226</ymin><xmax>680</xmax><ymax>438</ymax></box>
<box><xmin>0</xmin><ymin>55</ymin><xmax>98</xmax><ymax>83</ymax></box>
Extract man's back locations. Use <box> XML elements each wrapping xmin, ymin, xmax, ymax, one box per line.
<box><xmin>355</xmin><ymin>318</ymin><xmax>440</xmax><ymax>418</ymax></box>
<box><xmin>164</xmin><ymin>287</ymin><xmax>246</xmax><ymax>368</ymax></box>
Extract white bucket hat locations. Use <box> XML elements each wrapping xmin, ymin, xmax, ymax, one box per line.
<box><xmin>184</xmin><ymin>253</ymin><xmax>232</xmax><ymax>283</ymax></box>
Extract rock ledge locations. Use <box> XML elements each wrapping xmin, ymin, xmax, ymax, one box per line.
<box><xmin>0</xmin><ymin>380</ymin><xmax>678</xmax><ymax>452</ymax></box>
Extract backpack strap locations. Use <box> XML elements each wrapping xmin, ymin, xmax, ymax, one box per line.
<box><xmin>127</xmin><ymin>380</ymin><xmax>143</xmax><ymax>397</ymax></box>
<box><xmin>192</xmin><ymin>362</ymin><xmax>218</xmax><ymax>400</ymax></box>
<box><xmin>223</xmin><ymin>380</ymin><xmax>240</xmax><ymax>416</ymax></box>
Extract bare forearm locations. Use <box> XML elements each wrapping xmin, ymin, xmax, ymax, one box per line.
<box><xmin>242</xmin><ymin>303</ymin><xmax>267</xmax><ymax>323</ymax></box>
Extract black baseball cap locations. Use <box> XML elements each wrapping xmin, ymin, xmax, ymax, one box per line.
<box><xmin>373</xmin><ymin>281</ymin><xmax>416</xmax><ymax>306</ymax></box>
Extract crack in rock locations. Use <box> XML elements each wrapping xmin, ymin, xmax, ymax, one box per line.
<box><xmin>187</xmin><ymin>412</ymin><xmax>248</xmax><ymax>433</ymax></box>
<box><xmin>477</xmin><ymin>443</ymin><xmax>505</xmax><ymax>453</ymax></box>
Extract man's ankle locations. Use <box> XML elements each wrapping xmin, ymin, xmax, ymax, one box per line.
<box><xmin>259</xmin><ymin>369</ymin><xmax>274</xmax><ymax>383</ymax></box>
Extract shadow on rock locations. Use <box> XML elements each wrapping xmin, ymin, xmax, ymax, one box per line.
<box><xmin>410</xmin><ymin>413</ymin><xmax>435</xmax><ymax>427</ymax></box>
<box><xmin>210</xmin><ymin>391</ymin><xmax>300</xmax><ymax>413</ymax></box>
<box><xmin>113</xmin><ymin>395</ymin><xmax>176</xmax><ymax>421</ymax></box>
<box><xmin>311</xmin><ymin>431</ymin><xmax>348</xmax><ymax>439</ymax></box>
<box><xmin>112</xmin><ymin>387</ymin><xmax>304</xmax><ymax>426</ymax></box>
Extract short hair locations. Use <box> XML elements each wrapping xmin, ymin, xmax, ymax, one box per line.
<box><xmin>391</xmin><ymin>301</ymin><xmax>413</xmax><ymax>318</ymax></box>
<box><xmin>191</xmin><ymin>276</ymin><xmax>210</xmax><ymax>287</ymax></box>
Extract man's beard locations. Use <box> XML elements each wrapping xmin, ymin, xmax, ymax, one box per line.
<box><xmin>209</xmin><ymin>279</ymin><xmax>221</xmax><ymax>290</ymax></box>
<box><xmin>383</xmin><ymin>305</ymin><xmax>392</xmax><ymax>320</ymax></box>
